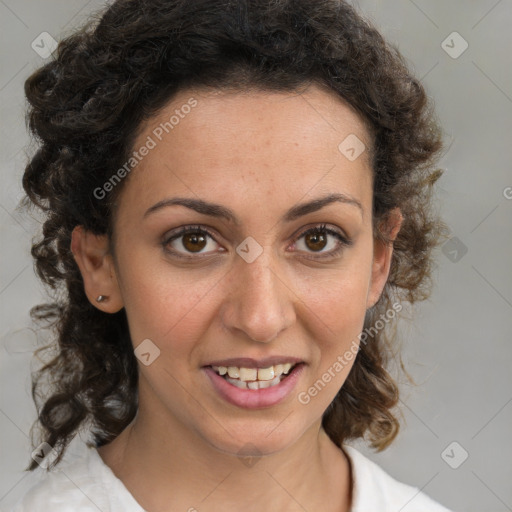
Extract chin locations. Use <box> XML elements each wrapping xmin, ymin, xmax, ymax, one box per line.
<box><xmin>198</xmin><ymin>416</ymin><xmax>311</xmax><ymax>459</ymax></box>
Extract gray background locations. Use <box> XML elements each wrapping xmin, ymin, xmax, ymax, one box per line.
<box><xmin>1</xmin><ymin>1</ymin><xmax>511</xmax><ymax>511</ymax></box>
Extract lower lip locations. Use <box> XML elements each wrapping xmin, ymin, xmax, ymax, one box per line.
<box><xmin>202</xmin><ymin>364</ymin><xmax>304</xmax><ymax>409</ymax></box>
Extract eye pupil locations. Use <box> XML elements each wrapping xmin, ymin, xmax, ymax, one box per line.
<box><xmin>183</xmin><ymin>233</ymin><xmax>207</xmax><ymax>252</ymax></box>
<box><xmin>305</xmin><ymin>231</ymin><xmax>327</xmax><ymax>251</ymax></box>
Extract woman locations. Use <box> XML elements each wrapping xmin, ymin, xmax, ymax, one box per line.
<box><xmin>13</xmin><ymin>0</ymin><xmax>452</xmax><ymax>510</ymax></box>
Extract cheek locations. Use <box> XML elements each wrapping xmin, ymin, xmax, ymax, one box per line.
<box><xmin>304</xmin><ymin>269</ymin><xmax>369</xmax><ymax>375</ymax></box>
<box><xmin>310</xmin><ymin>268</ymin><xmax>369</xmax><ymax>325</ymax></box>
<box><xmin>116</xmin><ymin>248</ymin><xmax>217</xmax><ymax>349</ymax></box>
<box><xmin>296</xmin><ymin>240</ymin><xmax>373</xmax><ymax>376</ymax></box>
<box><xmin>301</xmin><ymin>243</ymin><xmax>373</xmax><ymax>338</ymax></box>
<box><xmin>294</xmin><ymin>272</ymin><xmax>369</xmax><ymax>411</ymax></box>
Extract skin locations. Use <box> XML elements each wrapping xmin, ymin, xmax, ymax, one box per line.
<box><xmin>71</xmin><ymin>84</ymin><xmax>402</xmax><ymax>512</ymax></box>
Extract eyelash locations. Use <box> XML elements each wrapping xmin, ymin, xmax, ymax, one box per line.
<box><xmin>162</xmin><ymin>223</ymin><xmax>352</xmax><ymax>261</ymax></box>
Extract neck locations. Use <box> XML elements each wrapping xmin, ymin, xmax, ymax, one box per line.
<box><xmin>98</xmin><ymin>399</ymin><xmax>352</xmax><ymax>512</ymax></box>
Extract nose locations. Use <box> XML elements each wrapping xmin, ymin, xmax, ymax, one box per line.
<box><xmin>220</xmin><ymin>247</ymin><xmax>296</xmax><ymax>344</ymax></box>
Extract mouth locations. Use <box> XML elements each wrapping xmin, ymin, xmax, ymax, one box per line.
<box><xmin>202</xmin><ymin>359</ymin><xmax>305</xmax><ymax>409</ymax></box>
<box><xmin>209</xmin><ymin>362</ymin><xmax>299</xmax><ymax>390</ymax></box>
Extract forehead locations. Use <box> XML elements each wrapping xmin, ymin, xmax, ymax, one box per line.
<box><xmin>116</xmin><ymin>84</ymin><xmax>373</xmax><ymax>221</ymax></box>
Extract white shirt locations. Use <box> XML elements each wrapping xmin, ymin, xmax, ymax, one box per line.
<box><xmin>10</xmin><ymin>442</ymin><xmax>453</xmax><ymax>512</ymax></box>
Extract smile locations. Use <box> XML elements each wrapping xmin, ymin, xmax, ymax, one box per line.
<box><xmin>203</xmin><ymin>361</ymin><xmax>305</xmax><ymax>409</ymax></box>
<box><xmin>211</xmin><ymin>363</ymin><xmax>297</xmax><ymax>390</ymax></box>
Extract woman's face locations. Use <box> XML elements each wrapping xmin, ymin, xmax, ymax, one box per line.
<box><xmin>103</xmin><ymin>84</ymin><xmax>392</xmax><ymax>455</ymax></box>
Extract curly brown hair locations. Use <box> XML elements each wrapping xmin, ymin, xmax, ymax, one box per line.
<box><xmin>21</xmin><ymin>0</ymin><xmax>444</xmax><ymax>471</ymax></box>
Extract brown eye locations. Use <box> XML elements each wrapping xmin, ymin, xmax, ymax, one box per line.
<box><xmin>182</xmin><ymin>232</ymin><xmax>208</xmax><ymax>253</ymax></box>
<box><xmin>294</xmin><ymin>224</ymin><xmax>352</xmax><ymax>259</ymax></box>
<box><xmin>163</xmin><ymin>225</ymin><xmax>221</xmax><ymax>258</ymax></box>
<box><xmin>162</xmin><ymin>223</ymin><xmax>351</xmax><ymax>261</ymax></box>
<box><xmin>304</xmin><ymin>230</ymin><xmax>328</xmax><ymax>252</ymax></box>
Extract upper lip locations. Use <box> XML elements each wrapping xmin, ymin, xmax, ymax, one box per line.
<box><xmin>204</xmin><ymin>356</ymin><xmax>304</xmax><ymax>369</ymax></box>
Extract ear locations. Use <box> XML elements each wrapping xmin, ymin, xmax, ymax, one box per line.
<box><xmin>366</xmin><ymin>208</ymin><xmax>403</xmax><ymax>309</ymax></box>
<box><xmin>70</xmin><ymin>225</ymin><xmax>124</xmax><ymax>313</ymax></box>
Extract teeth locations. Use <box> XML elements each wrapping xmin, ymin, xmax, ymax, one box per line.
<box><xmin>239</xmin><ymin>367</ymin><xmax>258</xmax><ymax>381</ymax></box>
<box><xmin>225</xmin><ymin>375</ymin><xmax>281</xmax><ymax>390</ymax></box>
<box><xmin>227</xmin><ymin>366</ymin><xmax>240</xmax><ymax>378</ymax></box>
<box><xmin>257</xmin><ymin>367</ymin><xmax>275</xmax><ymax>381</ymax></box>
<box><xmin>258</xmin><ymin>376</ymin><xmax>280</xmax><ymax>388</ymax></box>
<box><xmin>212</xmin><ymin>363</ymin><xmax>297</xmax><ymax>386</ymax></box>
<box><xmin>227</xmin><ymin>378</ymin><xmax>248</xmax><ymax>390</ymax></box>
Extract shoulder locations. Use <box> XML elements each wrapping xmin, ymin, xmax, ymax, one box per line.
<box><xmin>10</xmin><ymin>469</ymin><xmax>106</xmax><ymax>512</ymax></box>
<box><xmin>9</xmin><ymin>444</ymin><xmax>122</xmax><ymax>512</ymax></box>
<box><xmin>342</xmin><ymin>444</ymin><xmax>454</xmax><ymax>512</ymax></box>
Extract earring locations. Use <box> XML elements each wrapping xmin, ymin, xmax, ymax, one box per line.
<box><xmin>96</xmin><ymin>295</ymin><xmax>108</xmax><ymax>302</ymax></box>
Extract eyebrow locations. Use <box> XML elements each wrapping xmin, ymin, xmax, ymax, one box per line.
<box><xmin>143</xmin><ymin>192</ymin><xmax>363</xmax><ymax>224</ymax></box>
